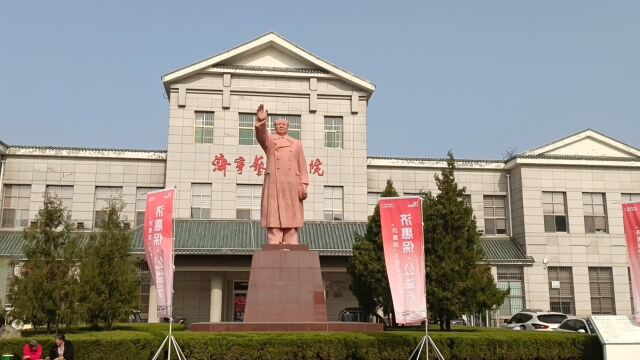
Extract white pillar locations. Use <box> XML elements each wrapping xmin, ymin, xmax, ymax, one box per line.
<box><xmin>148</xmin><ymin>284</ymin><xmax>159</xmax><ymax>323</ymax></box>
<box><xmin>209</xmin><ymin>274</ymin><xmax>223</xmax><ymax>322</ymax></box>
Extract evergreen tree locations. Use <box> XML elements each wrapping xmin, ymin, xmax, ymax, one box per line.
<box><xmin>9</xmin><ymin>192</ymin><xmax>81</xmax><ymax>332</ymax></box>
<box><xmin>424</xmin><ymin>152</ymin><xmax>507</xmax><ymax>330</ymax></box>
<box><xmin>79</xmin><ymin>200</ymin><xmax>140</xmax><ymax>330</ymax></box>
<box><xmin>348</xmin><ymin>180</ymin><xmax>399</xmax><ymax>319</ymax></box>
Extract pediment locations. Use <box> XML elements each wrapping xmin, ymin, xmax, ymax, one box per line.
<box><xmin>522</xmin><ymin>130</ymin><xmax>640</xmax><ymax>159</ymax></box>
<box><xmin>162</xmin><ymin>32</ymin><xmax>374</xmax><ymax>93</ymax></box>
<box><xmin>223</xmin><ymin>44</ymin><xmax>317</xmax><ymax>69</ymax></box>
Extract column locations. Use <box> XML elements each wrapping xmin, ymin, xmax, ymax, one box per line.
<box><xmin>209</xmin><ymin>273</ymin><xmax>223</xmax><ymax>322</ymax></box>
<box><xmin>148</xmin><ymin>284</ymin><xmax>159</xmax><ymax>323</ymax></box>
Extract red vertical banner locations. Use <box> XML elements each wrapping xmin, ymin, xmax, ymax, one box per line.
<box><xmin>143</xmin><ymin>188</ymin><xmax>175</xmax><ymax>319</ymax></box>
<box><xmin>379</xmin><ymin>197</ymin><xmax>427</xmax><ymax>324</ymax></box>
<box><xmin>623</xmin><ymin>202</ymin><xmax>640</xmax><ymax>323</ymax></box>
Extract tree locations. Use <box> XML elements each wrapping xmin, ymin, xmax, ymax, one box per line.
<box><xmin>348</xmin><ymin>179</ymin><xmax>399</xmax><ymax>320</ymax></box>
<box><xmin>79</xmin><ymin>200</ymin><xmax>140</xmax><ymax>330</ymax></box>
<box><xmin>424</xmin><ymin>152</ymin><xmax>507</xmax><ymax>330</ymax></box>
<box><xmin>9</xmin><ymin>192</ymin><xmax>81</xmax><ymax>332</ymax></box>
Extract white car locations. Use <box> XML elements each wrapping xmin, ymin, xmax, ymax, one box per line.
<box><xmin>501</xmin><ymin>310</ymin><xmax>568</xmax><ymax>331</ymax></box>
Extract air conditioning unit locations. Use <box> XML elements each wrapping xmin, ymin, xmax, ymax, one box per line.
<box><xmin>76</xmin><ymin>222</ymin><xmax>85</xmax><ymax>230</ymax></box>
<box><xmin>30</xmin><ymin>221</ymin><xmax>38</xmax><ymax>228</ymax></box>
<box><xmin>123</xmin><ymin>222</ymin><xmax>131</xmax><ymax>230</ymax></box>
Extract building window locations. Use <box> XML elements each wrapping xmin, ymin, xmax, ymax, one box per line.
<box><xmin>497</xmin><ymin>266</ymin><xmax>525</xmax><ymax>316</ymax></box>
<box><xmin>1</xmin><ymin>185</ymin><xmax>31</xmax><ymax>228</ymax></box>
<box><xmin>622</xmin><ymin>193</ymin><xmax>640</xmax><ymax>203</ymax></box>
<box><xmin>367</xmin><ymin>192</ymin><xmax>381</xmax><ymax>216</ymax></box>
<box><xmin>324</xmin><ymin>186</ymin><xmax>344</xmax><ymax>221</ymax></box>
<box><xmin>94</xmin><ymin>187</ymin><xmax>123</xmax><ymax>228</ymax></box>
<box><xmin>195</xmin><ymin>111</ymin><xmax>214</xmax><ymax>144</ymax></box>
<box><xmin>236</xmin><ymin>184</ymin><xmax>262</xmax><ymax>220</ymax></box>
<box><xmin>137</xmin><ymin>261</ymin><xmax>150</xmax><ymax>321</ymax></box>
<box><xmin>543</xmin><ymin>192</ymin><xmax>568</xmax><ymax>233</ymax></box>
<box><xmin>46</xmin><ymin>185</ymin><xmax>74</xmax><ymax>216</ymax></box>
<box><xmin>4</xmin><ymin>263</ymin><xmax>15</xmax><ymax>306</ymax></box>
<box><xmin>191</xmin><ymin>183</ymin><xmax>211</xmax><ymax>219</ymax></box>
<box><xmin>136</xmin><ymin>188</ymin><xmax>162</xmax><ymax>227</ymax></box>
<box><xmin>238</xmin><ymin>113</ymin><xmax>301</xmax><ymax>144</ymax></box>
<box><xmin>589</xmin><ymin>267</ymin><xmax>616</xmax><ymax>314</ymax></box>
<box><xmin>548</xmin><ymin>266</ymin><xmax>575</xmax><ymax>315</ymax></box>
<box><xmin>484</xmin><ymin>195</ymin><xmax>507</xmax><ymax>235</ymax></box>
<box><xmin>583</xmin><ymin>193</ymin><xmax>607</xmax><ymax>233</ymax></box>
<box><xmin>324</xmin><ymin>116</ymin><xmax>343</xmax><ymax>148</ymax></box>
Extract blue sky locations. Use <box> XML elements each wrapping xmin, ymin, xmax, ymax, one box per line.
<box><xmin>0</xmin><ymin>1</ymin><xmax>638</xmax><ymax>159</ymax></box>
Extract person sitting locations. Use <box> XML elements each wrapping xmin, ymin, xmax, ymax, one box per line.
<box><xmin>45</xmin><ymin>334</ymin><xmax>74</xmax><ymax>360</ymax></box>
<box><xmin>22</xmin><ymin>339</ymin><xmax>42</xmax><ymax>360</ymax></box>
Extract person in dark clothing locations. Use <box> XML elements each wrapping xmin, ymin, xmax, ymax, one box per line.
<box><xmin>45</xmin><ymin>334</ymin><xmax>74</xmax><ymax>360</ymax></box>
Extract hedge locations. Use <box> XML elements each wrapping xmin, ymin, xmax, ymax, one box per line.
<box><xmin>0</xmin><ymin>325</ymin><xmax>602</xmax><ymax>360</ymax></box>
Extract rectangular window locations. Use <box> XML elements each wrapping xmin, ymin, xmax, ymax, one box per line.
<box><xmin>137</xmin><ymin>262</ymin><xmax>150</xmax><ymax>321</ymax></box>
<box><xmin>367</xmin><ymin>192</ymin><xmax>381</xmax><ymax>216</ymax></box>
<box><xmin>94</xmin><ymin>187</ymin><xmax>123</xmax><ymax>228</ymax></box>
<box><xmin>1</xmin><ymin>185</ymin><xmax>31</xmax><ymax>228</ymax></box>
<box><xmin>484</xmin><ymin>195</ymin><xmax>507</xmax><ymax>235</ymax></box>
<box><xmin>589</xmin><ymin>267</ymin><xmax>616</xmax><ymax>314</ymax></box>
<box><xmin>238</xmin><ymin>113</ymin><xmax>301</xmax><ymax>144</ymax></box>
<box><xmin>324</xmin><ymin>186</ymin><xmax>344</xmax><ymax>221</ymax></box>
<box><xmin>236</xmin><ymin>184</ymin><xmax>262</xmax><ymax>220</ymax></box>
<box><xmin>136</xmin><ymin>187</ymin><xmax>162</xmax><ymax>227</ymax></box>
<box><xmin>548</xmin><ymin>266</ymin><xmax>575</xmax><ymax>315</ymax></box>
<box><xmin>497</xmin><ymin>266</ymin><xmax>525</xmax><ymax>316</ymax></box>
<box><xmin>324</xmin><ymin>116</ymin><xmax>343</xmax><ymax>148</ymax></box>
<box><xmin>46</xmin><ymin>185</ymin><xmax>74</xmax><ymax>216</ymax></box>
<box><xmin>194</xmin><ymin>111</ymin><xmax>214</xmax><ymax>144</ymax></box>
<box><xmin>191</xmin><ymin>183</ymin><xmax>212</xmax><ymax>219</ymax></box>
<box><xmin>543</xmin><ymin>192</ymin><xmax>568</xmax><ymax>233</ymax></box>
<box><xmin>583</xmin><ymin>193</ymin><xmax>608</xmax><ymax>233</ymax></box>
<box><xmin>622</xmin><ymin>193</ymin><xmax>640</xmax><ymax>203</ymax></box>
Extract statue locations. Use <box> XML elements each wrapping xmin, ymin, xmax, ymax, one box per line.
<box><xmin>255</xmin><ymin>104</ymin><xmax>308</xmax><ymax>245</ymax></box>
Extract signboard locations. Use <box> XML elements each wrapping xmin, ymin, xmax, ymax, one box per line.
<box><xmin>143</xmin><ymin>188</ymin><xmax>175</xmax><ymax>319</ymax></box>
<box><xmin>379</xmin><ymin>197</ymin><xmax>427</xmax><ymax>324</ymax></box>
<box><xmin>622</xmin><ymin>202</ymin><xmax>640</xmax><ymax>323</ymax></box>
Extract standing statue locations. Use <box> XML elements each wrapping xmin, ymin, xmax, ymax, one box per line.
<box><xmin>255</xmin><ymin>104</ymin><xmax>309</xmax><ymax>245</ymax></box>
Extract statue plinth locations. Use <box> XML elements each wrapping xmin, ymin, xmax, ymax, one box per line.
<box><xmin>243</xmin><ymin>244</ymin><xmax>328</xmax><ymax>322</ymax></box>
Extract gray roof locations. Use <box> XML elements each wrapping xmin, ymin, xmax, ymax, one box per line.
<box><xmin>0</xmin><ymin>220</ymin><xmax>533</xmax><ymax>264</ymax></box>
<box><xmin>212</xmin><ymin>64</ymin><xmax>328</xmax><ymax>75</ymax></box>
<box><xmin>8</xmin><ymin>145</ymin><xmax>166</xmax><ymax>153</ymax></box>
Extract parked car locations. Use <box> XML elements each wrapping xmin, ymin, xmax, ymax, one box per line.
<box><xmin>501</xmin><ymin>310</ymin><xmax>568</xmax><ymax>331</ymax></box>
<box><xmin>338</xmin><ymin>308</ymin><xmax>389</xmax><ymax>327</ymax></box>
<box><xmin>554</xmin><ymin>318</ymin><xmax>596</xmax><ymax>334</ymax></box>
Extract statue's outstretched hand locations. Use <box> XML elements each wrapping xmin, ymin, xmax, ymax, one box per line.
<box><xmin>256</xmin><ymin>104</ymin><xmax>268</xmax><ymax>122</ymax></box>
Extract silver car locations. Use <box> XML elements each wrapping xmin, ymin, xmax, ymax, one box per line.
<box><xmin>501</xmin><ymin>310</ymin><xmax>568</xmax><ymax>331</ymax></box>
<box><xmin>554</xmin><ymin>318</ymin><xmax>596</xmax><ymax>334</ymax></box>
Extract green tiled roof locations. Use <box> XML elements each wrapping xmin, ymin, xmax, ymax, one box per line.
<box><xmin>0</xmin><ymin>221</ymin><xmax>533</xmax><ymax>264</ymax></box>
<box><xmin>480</xmin><ymin>237</ymin><xmax>534</xmax><ymax>264</ymax></box>
<box><xmin>130</xmin><ymin>220</ymin><xmax>366</xmax><ymax>256</ymax></box>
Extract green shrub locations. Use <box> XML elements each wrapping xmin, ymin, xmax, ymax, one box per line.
<box><xmin>0</xmin><ymin>326</ymin><xmax>602</xmax><ymax>360</ymax></box>
<box><xmin>0</xmin><ymin>331</ymin><xmax>160</xmax><ymax>360</ymax></box>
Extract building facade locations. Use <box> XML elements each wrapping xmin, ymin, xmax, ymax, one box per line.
<box><xmin>0</xmin><ymin>33</ymin><xmax>638</xmax><ymax>325</ymax></box>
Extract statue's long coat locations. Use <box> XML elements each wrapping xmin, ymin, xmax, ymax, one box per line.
<box><xmin>255</xmin><ymin>120</ymin><xmax>309</xmax><ymax>228</ymax></box>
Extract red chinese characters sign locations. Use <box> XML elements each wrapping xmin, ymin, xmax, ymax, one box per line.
<box><xmin>379</xmin><ymin>197</ymin><xmax>427</xmax><ymax>324</ymax></box>
<box><xmin>623</xmin><ymin>202</ymin><xmax>640</xmax><ymax>323</ymax></box>
<box><xmin>143</xmin><ymin>188</ymin><xmax>175</xmax><ymax>319</ymax></box>
<box><xmin>211</xmin><ymin>154</ymin><xmax>325</xmax><ymax>177</ymax></box>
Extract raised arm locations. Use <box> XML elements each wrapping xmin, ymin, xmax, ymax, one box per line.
<box><xmin>255</xmin><ymin>104</ymin><xmax>270</xmax><ymax>152</ymax></box>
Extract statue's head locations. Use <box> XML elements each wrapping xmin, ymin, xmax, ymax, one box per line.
<box><xmin>274</xmin><ymin>118</ymin><xmax>289</xmax><ymax>136</ymax></box>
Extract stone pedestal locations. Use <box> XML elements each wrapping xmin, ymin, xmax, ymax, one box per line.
<box><xmin>243</xmin><ymin>244</ymin><xmax>328</xmax><ymax>322</ymax></box>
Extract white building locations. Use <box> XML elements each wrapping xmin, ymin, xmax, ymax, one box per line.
<box><xmin>0</xmin><ymin>33</ymin><xmax>638</xmax><ymax>325</ymax></box>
